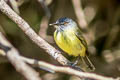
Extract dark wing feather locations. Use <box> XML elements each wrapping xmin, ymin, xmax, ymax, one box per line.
<box><xmin>75</xmin><ymin>30</ymin><xmax>95</xmax><ymax>70</ymax></box>
<box><xmin>75</xmin><ymin>30</ymin><xmax>89</xmax><ymax>55</ymax></box>
<box><xmin>75</xmin><ymin>30</ymin><xmax>88</xmax><ymax>49</ymax></box>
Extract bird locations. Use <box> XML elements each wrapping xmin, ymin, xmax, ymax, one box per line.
<box><xmin>49</xmin><ymin>17</ymin><xmax>95</xmax><ymax>71</ymax></box>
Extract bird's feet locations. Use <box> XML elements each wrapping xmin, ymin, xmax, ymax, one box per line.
<box><xmin>67</xmin><ymin>61</ymin><xmax>76</xmax><ymax>67</ymax></box>
<box><xmin>67</xmin><ymin>61</ymin><xmax>84</xmax><ymax>71</ymax></box>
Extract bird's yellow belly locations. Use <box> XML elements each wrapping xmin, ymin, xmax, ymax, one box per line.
<box><xmin>54</xmin><ymin>31</ymin><xmax>86</xmax><ymax>57</ymax></box>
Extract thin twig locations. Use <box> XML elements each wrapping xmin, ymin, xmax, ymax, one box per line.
<box><xmin>38</xmin><ymin>16</ymin><xmax>54</xmax><ymax>43</ymax></box>
<box><xmin>0</xmin><ymin>32</ymin><xmax>41</xmax><ymax>80</ymax></box>
<box><xmin>72</xmin><ymin>0</ymin><xmax>88</xmax><ymax>29</ymax></box>
<box><xmin>20</xmin><ymin>56</ymin><xmax>119</xmax><ymax>80</ymax></box>
<box><xmin>9</xmin><ymin>0</ymin><xmax>20</xmax><ymax>14</ymax></box>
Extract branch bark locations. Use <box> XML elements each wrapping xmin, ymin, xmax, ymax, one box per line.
<box><xmin>0</xmin><ymin>0</ymin><xmax>69</xmax><ymax>66</ymax></box>
<box><xmin>20</xmin><ymin>56</ymin><xmax>119</xmax><ymax>80</ymax></box>
<box><xmin>0</xmin><ymin>32</ymin><xmax>41</xmax><ymax>80</ymax></box>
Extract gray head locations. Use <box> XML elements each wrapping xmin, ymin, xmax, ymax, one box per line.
<box><xmin>49</xmin><ymin>17</ymin><xmax>77</xmax><ymax>30</ymax></box>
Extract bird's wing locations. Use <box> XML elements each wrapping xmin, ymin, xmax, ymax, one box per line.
<box><xmin>75</xmin><ymin>30</ymin><xmax>88</xmax><ymax>49</ymax></box>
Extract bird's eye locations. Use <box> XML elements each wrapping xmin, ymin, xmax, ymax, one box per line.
<box><xmin>63</xmin><ymin>22</ymin><xmax>69</xmax><ymax>25</ymax></box>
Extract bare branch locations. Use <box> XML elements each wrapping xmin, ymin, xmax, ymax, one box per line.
<box><xmin>38</xmin><ymin>16</ymin><xmax>54</xmax><ymax>43</ymax></box>
<box><xmin>20</xmin><ymin>56</ymin><xmax>119</xmax><ymax>80</ymax></box>
<box><xmin>0</xmin><ymin>32</ymin><xmax>42</xmax><ymax>80</ymax></box>
<box><xmin>0</xmin><ymin>34</ymin><xmax>118</xmax><ymax>80</ymax></box>
<box><xmin>72</xmin><ymin>0</ymin><xmax>88</xmax><ymax>29</ymax></box>
<box><xmin>0</xmin><ymin>0</ymin><xmax>69</xmax><ymax>66</ymax></box>
<box><xmin>9</xmin><ymin>0</ymin><xmax>20</xmax><ymax>14</ymax></box>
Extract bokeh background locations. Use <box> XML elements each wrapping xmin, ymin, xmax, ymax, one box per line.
<box><xmin>0</xmin><ymin>0</ymin><xmax>120</xmax><ymax>80</ymax></box>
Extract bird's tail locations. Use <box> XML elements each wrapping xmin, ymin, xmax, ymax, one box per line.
<box><xmin>81</xmin><ymin>55</ymin><xmax>95</xmax><ymax>71</ymax></box>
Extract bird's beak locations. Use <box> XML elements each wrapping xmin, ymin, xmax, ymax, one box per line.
<box><xmin>49</xmin><ymin>22</ymin><xmax>58</xmax><ymax>26</ymax></box>
<box><xmin>49</xmin><ymin>22</ymin><xmax>59</xmax><ymax>28</ymax></box>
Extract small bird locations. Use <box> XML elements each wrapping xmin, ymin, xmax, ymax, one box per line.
<box><xmin>50</xmin><ymin>17</ymin><xmax>95</xmax><ymax>71</ymax></box>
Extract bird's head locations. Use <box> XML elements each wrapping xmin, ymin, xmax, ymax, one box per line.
<box><xmin>49</xmin><ymin>17</ymin><xmax>77</xmax><ymax>29</ymax></box>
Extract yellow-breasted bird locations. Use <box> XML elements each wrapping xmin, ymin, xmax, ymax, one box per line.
<box><xmin>50</xmin><ymin>17</ymin><xmax>95</xmax><ymax>71</ymax></box>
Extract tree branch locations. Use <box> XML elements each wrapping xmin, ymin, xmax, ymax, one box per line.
<box><xmin>38</xmin><ymin>16</ymin><xmax>54</xmax><ymax>43</ymax></box>
<box><xmin>0</xmin><ymin>32</ymin><xmax>118</xmax><ymax>80</ymax></box>
<box><xmin>20</xmin><ymin>56</ymin><xmax>119</xmax><ymax>80</ymax></box>
<box><xmin>72</xmin><ymin>0</ymin><xmax>88</xmax><ymax>29</ymax></box>
<box><xmin>0</xmin><ymin>32</ymin><xmax>41</xmax><ymax>80</ymax></box>
<box><xmin>0</xmin><ymin>0</ymin><xmax>69</xmax><ymax>66</ymax></box>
